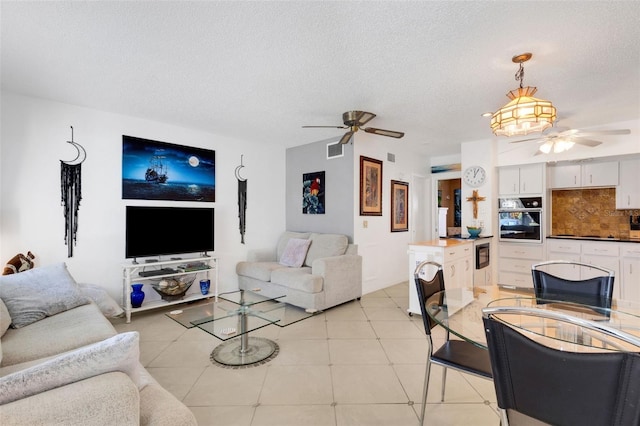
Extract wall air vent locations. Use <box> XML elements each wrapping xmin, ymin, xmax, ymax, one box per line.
<box><xmin>327</xmin><ymin>141</ymin><xmax>344</xmax><ymax>159</ymax></box>
<box><xmin>387</xmin><ymin>152</ymin><xmax>396</xmax><ymax>163</ymax></box>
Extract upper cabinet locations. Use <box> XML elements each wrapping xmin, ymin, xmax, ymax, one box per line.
<box><xmin>499</xmin><ymin>164</ymin><xmax>544</xmax><ymax>196</ymax></box>
<box><xmin>548</xmin><ymin>161</ymin><xmax>619</xmax><ymax>189</ymax></box>
<box><xmin>616</xmin><ymin>158</ymin><xmax>640</xmax><ymax>209</ymax></box>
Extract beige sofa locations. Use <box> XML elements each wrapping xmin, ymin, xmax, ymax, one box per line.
<box><xmin>236</xmin><ymin>231</ymin><xmax>362</xmax><ymax>312</ymax></box>
<box><xmin>0</xmin><ymin>263</ymin><xmax>196</xmax><ymax>425</ymax></box>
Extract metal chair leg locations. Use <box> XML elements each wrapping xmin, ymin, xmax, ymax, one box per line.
<box><xmin>420</xmin><ymin>357</ymin><xmax>432</xmax><ymax>425</ymax></box>
<box><xmin>440</xmin><ymin>367</ymin><xmax>447</xmax><ymax>402</ymax></box>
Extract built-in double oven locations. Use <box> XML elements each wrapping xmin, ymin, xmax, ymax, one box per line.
<box><xmin>498</xmin><ymin>196</ymin><xmax>543</xmax><ymax>243</ymax></box>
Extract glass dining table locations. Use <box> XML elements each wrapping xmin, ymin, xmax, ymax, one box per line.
<box><xmin>425</xmin><ymin>285</ymin><xmax>640</xmax><ymax>353</ymax></box>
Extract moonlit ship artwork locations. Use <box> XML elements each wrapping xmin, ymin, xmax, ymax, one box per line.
<box><xmin>122</xmin><ymin>135</ymin><xmax>215</xmax><ymax>202</ymax></box>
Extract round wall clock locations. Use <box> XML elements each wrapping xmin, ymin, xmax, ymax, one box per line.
<box><xmin>463</xmin><ymin>166</ymin><xmax>486</xmax><ymax>187</ymax></box>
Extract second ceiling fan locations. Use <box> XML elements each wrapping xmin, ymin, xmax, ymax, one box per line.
<box><xmin>510</xmin><ymin>127</ymin><xmax>631</xmax><ymax>155</ymax></box>
<box><xmin>303</xmin><ymin>111</ymin><xmax>404</xmax><ymax>144</ymax></box>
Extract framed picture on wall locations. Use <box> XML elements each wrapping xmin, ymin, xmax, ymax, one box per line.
<box><xmin>360</xmin><ymin>156</ymin><xmax>383</xmax><ymax>216</ymax></box>
<box><xmin>303</xmin><ymin>171</ymin><xmax>325</xmax><ymax>214</ymax></box>
<box><xmin>391</xmin><ymin>180</ymin><xmax>409</xmax><ymax>232</ymax></box>
<box><xmin>122</xmin><ymin>135</ymin><xmax>215</xmax><ymax>202</ymax></box>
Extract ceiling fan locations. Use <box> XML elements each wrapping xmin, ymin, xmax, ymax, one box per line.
<box><xmin>303</xmin><ymin>111</ymin><xmax>404</xmax><ymax>144</ymax></box>
<box><xmin>510</xmin><ymin>128</ymin><xmax>631</xmax><ymax>155</ymax></box>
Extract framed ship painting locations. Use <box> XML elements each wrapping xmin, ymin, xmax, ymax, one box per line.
<box><xmin>122</xmin><ymin>135</ymin><xmax>215</xmax><ymax>202</ymax></box>
<box><xmin>360</xmin><ymin>156</ymin><xmax>383</xmax><ymax>216</ymax></box>
<box><xmin>303</xmin><ymin>171</ymin><xmax>325</xmax><ymax>214</ymax></box>
<box><xmin>391</xmin><ymin>180</ymin><xmax>409</xmax><ymax>232</ymax></box>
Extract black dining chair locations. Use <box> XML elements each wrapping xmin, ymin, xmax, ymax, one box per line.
<box><xmin>482</xmin><ymin>306</ymin><xmax>640</xmax><ymax>426</ymax></box>
<box><xmin>413</xmin><ymin>260</ymin><xmax>492</xmax><ymax>425</ymax></box>
<box><xmin>531</xmin><ymin>260</ymin><xmax>615</xmax><ymax>311</ymax></box>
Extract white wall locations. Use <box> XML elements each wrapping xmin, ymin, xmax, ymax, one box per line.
<box><xmin>353</xmin><ymin>135</ymin><xmax>430</xmax><ymax>295</ymax></box>
<box><xmin>0</xmin><ymin>93</ymin><xmax>286</xmax><ymax>301</ymax></box>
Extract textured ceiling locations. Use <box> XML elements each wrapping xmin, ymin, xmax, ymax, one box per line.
<box><xmin>2</xmin><ymin>1</ymin><xmax>639</xmax><ymax>156</ymax></box>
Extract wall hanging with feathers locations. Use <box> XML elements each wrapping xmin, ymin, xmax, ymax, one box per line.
<box><xmin>60</xmin><ymin>126</ymin><xmax>86</xmax><ymax>257</ymax></box>
<box><xmin>236</xmin><ymin>155</ymin><xmax>247</xmax><ymax>244</ymax></box>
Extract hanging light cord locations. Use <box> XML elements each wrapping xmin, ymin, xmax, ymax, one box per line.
<box><xmin>515</xmin><ymin>61</ymin><xmax>525</xmax><ymax>89</ymax></box>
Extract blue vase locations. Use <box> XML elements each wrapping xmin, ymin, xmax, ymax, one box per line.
<box><xmin>131</xmin><ymin>283</ymin><xmax>145</xmax><ymax>308</ymax></box>
<box><xmin>200</xmin><ymin>279</ymin><xmax>210</xmax><ymax>295</ymax></box>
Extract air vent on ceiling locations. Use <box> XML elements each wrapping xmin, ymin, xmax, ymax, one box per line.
<box><xmin>327</xmin><ymin>141</ymin><xmax>344</xmax><ymax>159</ymax></box>
<box><xmin>387</xmin><ymin>152</ymin><xmax>396</xmax><ymax>163</ymax></box>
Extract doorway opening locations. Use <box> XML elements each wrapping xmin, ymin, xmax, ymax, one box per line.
<box><xmin>436</xmin><ymin>178</ymin><xmax>461</xmax><ymax>237</ymax></box>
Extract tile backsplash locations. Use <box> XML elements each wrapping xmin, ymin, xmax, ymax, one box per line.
<box><xmin>551</xmin><ymin>188</ymin><xmax>640</xmax><ymax>238</ymax></box>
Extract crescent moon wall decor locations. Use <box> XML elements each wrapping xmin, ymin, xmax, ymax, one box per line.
<box><xmin>60</xmin><ymin>126</ymin><xmax>86</xmax><ymax>257</ymax></box>
<box><xmin>236</xmin><ymin>155</ymin><xmax>247</xmax><ymax>243</ymax></box>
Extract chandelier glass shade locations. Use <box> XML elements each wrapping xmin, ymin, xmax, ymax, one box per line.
<box><xmin>491</xmin><ymin>53</ymin><xmax>556</xmax><ymax>137</ymax></box>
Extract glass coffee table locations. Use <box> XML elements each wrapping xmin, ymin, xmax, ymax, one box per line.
<box><xmin>167</xmin><ymin>289</ymin><xmax>314</xmax><ymax>367</ymax></box>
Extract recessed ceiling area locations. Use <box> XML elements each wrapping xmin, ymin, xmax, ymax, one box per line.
<box><xmin>2</xmin><ymin>1</ymin><xmax>638</xmax><ymax>157</ymax></box>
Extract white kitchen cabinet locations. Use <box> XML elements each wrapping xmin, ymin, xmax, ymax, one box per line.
<box><xmin>545</xmin><ymin>239</ymin><xmax>581</xmax><ymax>280</ymax></box>
<box><xmin>498</xmin><ymin>242</ymin><xmax>545</xmax><ymax>288</ymax></box>
<box><xmin>582</xmin><ymin>162</ymin><xmax>619</xmax><ymax>187</ymax></box>
<box><xmin>408</xmin><ymin>240</ymin><xmax>473</xmax><ymax>315</ymax></box>
<box><xmin>616</xmin><ymin>158</ymin><xmax>640</xmax><ymax>209</ymax></box>
<box><xmin>499</xmin><ymin>164</ymin><xmax>544</xmax><ymax>196</ymax></box>
<box><xmin>548</xmin><ymin>164</ymin><xmax>581</xmax><ymax>188</ymax></box>
<box><xmin>548</xmin><ymin>161</ymin><xmax>618</xmax><ymax>189</ymax></box>
<box><xmin>621</xmin><ymin>244</ymin><xmax>640</xmax><ymax>302</ymax></box>
<box><xmin>546</xmin><ymin>239</ymin><xmax>622</xmax><ymax>300</ymax></box>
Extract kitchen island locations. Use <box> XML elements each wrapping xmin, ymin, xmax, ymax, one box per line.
<box><xmin>408</xmin><ymin>238</ymin><xmax>476</xmax><ymax>315</ymax></box>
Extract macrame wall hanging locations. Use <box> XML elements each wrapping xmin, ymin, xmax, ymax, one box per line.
<box><xmin>60</xmin><ymin>126</ymin><xmax>86</xmax><ymax>257</ymax></box>
<box><xmin>235</xmin><ymin>155</ymin><xmax>247</xmax><ymax>243</ymax></box>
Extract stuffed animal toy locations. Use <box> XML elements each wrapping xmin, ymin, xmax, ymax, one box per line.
<box><xmin>2</xmin><ymin>251</ymin><xmax>35</xmax><ymax>275</ymax></box>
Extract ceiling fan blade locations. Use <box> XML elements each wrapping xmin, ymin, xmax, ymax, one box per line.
<box><xmin>572</xmin><ymin>138</ymin><xmax>603</xmax><ymax>147</ymax></box>
<box><xmin>509</xmin><ymin>136</ymin><xmax>548</xmax><ymax>144</ymax></box>
<box><xmin>302</xmin><ymin>125</ymin><xmax>348</xmax><ymax>129</ymax></box>
<box><xmin>574</xmin><ymin>129</ymin><xmax>630</xmax><ymax>136</ymax></box>
<box><xmin>364</xmin><ymin>127</ymin><xmax>404</xmax><ymax>138</ymax></box>
<box><xmin>339</xmin><ymin>131</ymin><xmax>354</xmax><ymax>145</ymax></box>
<box><xmin>355</xmin><ymin>111</ymin><xmax>376</xmax><ymax>126</ymax></box>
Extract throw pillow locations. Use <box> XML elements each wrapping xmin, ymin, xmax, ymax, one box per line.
<box><xmin>279</xmin><ymin>238</ymin><xmax>312</xmax><ymax>268</ymax></box>
<box><xmin>78</xmin><ymin>283</ymin><xmax>124</xmax><ymax>318</ymax></box>
<box><xmin>0</xmin><ymin>297</ymin><xmax>11</xmax><ymax>337</ymax></box>
<box><xmin>0</xmin><ymin>331</ymin><xmax>141</xmax><ymax>405</ymax></box>
<box><xmin>0</xmin><ymin>263</ymin><xmax>89</xmax><ymax>328</ymax></box>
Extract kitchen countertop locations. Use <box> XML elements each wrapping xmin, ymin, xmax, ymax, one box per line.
<box><xmin>410</xmin><ymin>235</ymin><xmax>492</xmax><ymax>248</ymax></box>
<box><xmin>548</xmin><ymin>235</ymin><xmax>640</xmax><ymax>243</ymax></box>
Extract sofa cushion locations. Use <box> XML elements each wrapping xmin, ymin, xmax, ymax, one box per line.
<box><xmin>0</xmin><ymin>372</ymin><xmax>140</xmax><ymax>426</ymax></box>
<box><xmin>1</xmin><ymin>302</ymin><xmax>117</xmax><ymax>366</ymax></box>
<box><xmin>271</xmin><ymin>267</ymin><xmax>322</xmax><ymax>293</ymax></box>
<box><xmin>0</xmin><ymin>331</ymin><xmax>141</xmax><ymax>405</ymax></box>
<box><xmin>304</xmin><ymin>233</ymin><xmax>349</xmax><ymax>267</ymax></box>
<box><xmin>279</xmin><ymin>238</ymin><xmax>312</xmax><ymax>268</ymax></box>
<box><xmin>276</xmin><ymin>232</ymin><xmax>310</xmax><ymax>261</ymax></box>
<box><xmin>79</xmin><ymin>283</ymin><xmax>124</xmax><ymax>318</ymax></box>
<box><xmin>0</xmin><ymin>263</ymin><xmax>89</xmax><ymax>328</ymax></box>
<box><xmin>236</xmin><ymin>261</ymin><xmax>283</xmax><ymax>282</ymax></box>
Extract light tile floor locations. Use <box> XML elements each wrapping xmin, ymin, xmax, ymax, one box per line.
<box><xmin>112</xmin><ymin>282</ymin><xmax>500</xmax><ymax>426</ymax></box>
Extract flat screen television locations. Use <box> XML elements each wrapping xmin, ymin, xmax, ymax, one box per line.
<box><xmin>125</xmin><ymin>206</ymin><xmax>214</xmax><ymax>259</ymax></box>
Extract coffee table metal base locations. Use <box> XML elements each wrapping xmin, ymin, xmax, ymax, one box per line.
<box><xmin>210</xmin><ymin>336</ymin><xmax>279</xmax><ymax>367</ymax></box>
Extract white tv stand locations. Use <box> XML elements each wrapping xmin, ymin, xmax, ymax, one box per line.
<box><xmin>122</xmin><ymin>256</ymin><xmax>218</xmax><ymax>323</ymax></box>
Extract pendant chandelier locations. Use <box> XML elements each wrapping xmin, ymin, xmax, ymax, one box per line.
<box><xmin>490</xmin><ymin>53</ymin><xmax>556</xmax><ymax>137</ymax></box>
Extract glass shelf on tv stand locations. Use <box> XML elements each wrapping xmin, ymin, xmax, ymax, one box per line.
<box><xmin>121</xmin><ymin>256</ymin><xmax>218</xmax><ymax>323</ymax></box>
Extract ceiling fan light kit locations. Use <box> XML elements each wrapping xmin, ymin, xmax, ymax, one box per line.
<box><xmin>491</xmin><ymin>53</ymin><xmax>557</xmax><ymax>137</ymax></box>
<box><xmin>539</xmin><ymin>139</ymin><xmax>574</xmax><ymax>154</ymax></box>
<box><xmin>303</xmin><ymin>110</ymin><xmax>404</xmax><ymax>144</ymax></box>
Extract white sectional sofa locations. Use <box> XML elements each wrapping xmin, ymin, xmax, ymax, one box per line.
<box><xmin>0</xmin><ymin>263</ymin><xmax>196</xmax><ymax>425</ymax></box>
<box><xmin>236</xmin><ymin>231</ymin><xmax>362</xmax><ymax>311</ymax></box>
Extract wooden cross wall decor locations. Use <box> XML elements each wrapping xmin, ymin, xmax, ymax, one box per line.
<box><xmin>466</xmin><ymin>190</ymin><xmax>486</xmax><ymax>219</ymax></box>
